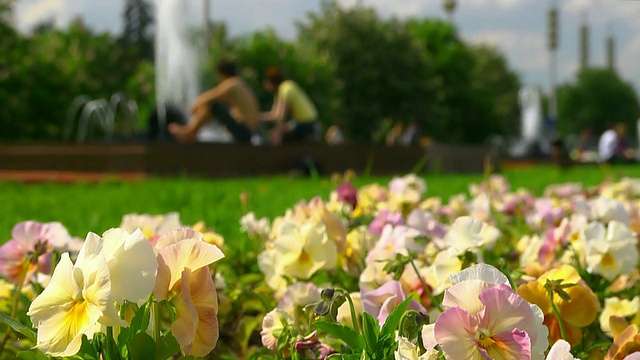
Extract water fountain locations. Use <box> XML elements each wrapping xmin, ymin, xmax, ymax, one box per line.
<box><xmin>154</xmin><ymin>0</ymin><xmax>230</xmax><ymax>142</ymax></box>
<box><xmin>64</xmin><ymin>93</ymin><xmax>139</xmax><ymax>143</ymax></box>
<box><xmin>65</xmin><ymin>0</ymin><xmax>228</xmax><ymax>143</ymax></box>
<box><xmin>509</xmin><ymin>85</ymin><xmax>546</xmax><ymax>157</ymax></box>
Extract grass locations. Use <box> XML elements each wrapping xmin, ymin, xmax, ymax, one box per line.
<box><xmin>1</xmin><ymin>164</ymin><xmax>639</xmax><ymax>246</ymax></box>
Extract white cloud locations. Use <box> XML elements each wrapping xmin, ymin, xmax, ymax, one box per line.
<box><xmin>464</xmin><ymin>0</ymin><xmax>531</xmax><ymax>10</ymax></box>
<box><xmin>618</xmin><ymin>34</ymin><xmax>640</xmax><ymax>91</ymax></box>
<box><xmin>564</xmin><ymin>0</ymin><xmax>640</xmax><ymax>29</ymax></box>
<box><xmin>336</xmin><ymin>0</ymin><xmax>433</xmax><ymax>18</ymax></box>
<box><xmin>16</xmin><ymin>0</ymin><xmax>65</xmax><ymax>30</ymax></box>
<box><xmin>465</xmin><ymin>29</ymin><xmax>547</xmax><ymax>71</ymax></box>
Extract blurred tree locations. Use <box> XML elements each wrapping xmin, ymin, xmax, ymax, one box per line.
<box><xmin>120</xmin><ymin>0</ymin><xmax>154</xmax><ymax>62</ymax></box>
<box><xmin>408</xmin><ymin>19</ymin><xmax>485</xmax><ymax>143</ymax></box>
<box><xmin>557</xmin><ymin>68</ymin><xmax>640</xmax><ymax>136</ymax></box>
<box><xmin>469</xmin><ymin>44</ymin><xmax>521</xmax><ymax>137</ymax></box>
<box><xmin>298</xmin><ymin>0</ymin><xmax>435</xmax><ymax>142</ymax></box>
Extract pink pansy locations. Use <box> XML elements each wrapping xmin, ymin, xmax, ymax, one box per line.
<box><xmin>545</xmin><ymin>340</ymin><xmax>577</xmax><ymax>360</ymax></box>
<box><xmin>406</xmin><ymin>209</ymin><xmax>447</xmax><ymax>248</ymax></box>
<box><xmin>171</xmin><ymin>266</ymin><xmax>219</xmax><ymax>357</ymax></box>
<box><xmin>150</xmin><ymin>228</ymin><xmax>224</xmax><ymax>357</ymax></box>
<box><xmin>526</xmin><ymin>198</ymin><xmax>565</xmax><ymax>232</ymax></box>
<box><xmin>543</xmin><ymin>182</ymin><xmax>583</xmax><ymax>199</ymax></box>
<box><xmin>435</xmin><ymin>285</ymin><xmax>537</xmax><ymax>360</ymax></box>
<box><xmin>361</xmin><ymin>280</ymin><xmax>426</xmax><ymax>325</ymax></box>
<box><xmin>153</xmin><ymin>228</ymin><xmax>225</xmax><ymax>300</ymax></box>
<box><xmin>495</xmin><ymin>190</ymin><xmax>535</xmax><ymax>217</ymax></box>
<box><xmin>368</xmin><ymin>210</ymin><xmax>404</xmax><ymax>236</ymax></box>
<box><xmin>0</xmin><ymin>221</ymin><xmax>72</xmax><ymax>284</ymax></box>
<box><xmin>366</xmin><ymin>225</ymin><xmax>422</xmax><ymax>263</ymax></box>
<box><xmin>424</xmin><ymin>264</ymin><xmax>548</xmax><ymax>360</ymax></box>
<box><xmin>336</xmin><ymin>182</ymin><xmax>358</xmax><ymax>209</ymax></box>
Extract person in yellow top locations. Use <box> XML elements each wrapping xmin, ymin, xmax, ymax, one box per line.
<box><xmin>260</xmin><ymin>67</ymin><xmax>319</xmax><ymax>144</ymax></box>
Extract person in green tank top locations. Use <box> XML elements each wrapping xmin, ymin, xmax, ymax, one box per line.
<box><xmin>259</xmin><ymin>67</ymin><xmax>319</xmax><ymax>145</ymax></box>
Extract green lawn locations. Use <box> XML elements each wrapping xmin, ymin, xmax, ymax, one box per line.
<box><xmin>1</xmin><ymin>164</ymin><xmax>638</xmax><ymax>246</ymax></box>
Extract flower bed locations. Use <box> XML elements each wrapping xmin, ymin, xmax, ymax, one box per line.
<box><xmin>2</xmin><ymin>173</ymin><xmax>640</xmax><ymax>359</ymax></box>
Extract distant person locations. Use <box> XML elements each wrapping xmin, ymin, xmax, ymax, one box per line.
<box><xmin>168</xmin><ymin>59</ymin><xmax>260</xmax><ymax>144</ymax></box>
<box><xmin>147</xmin><ymin>103</ymin><xmax>187</xmax><ymax>141</ymax></box>
<box><xmin>325</xmin><ymin>125</ymin><xmax>345</xmax><ymax>145</ymax></box>
<box><xmin>571</xmin><ymin>127</ymin><xmax>598</xmax><ymax>162</ymax></box>
<box><xmin>259</xmin><ymin>67</ymin><xmax>319</xmax><ymax>145</ymax></box>
<box><xmin>598</xmin><ymin>122</ymin><xmax>635</xmax><ymax>164</ymax></box>
<box><xmin>385</xmin><ymin>122</ymin><xmax>404</xmax><ymax>146</ymax></box>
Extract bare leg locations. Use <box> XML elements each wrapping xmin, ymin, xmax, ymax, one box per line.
<box><xmin>168</xmin><ymin>105</ymin><xmax>212</xmax><ymax>143</ymax></box>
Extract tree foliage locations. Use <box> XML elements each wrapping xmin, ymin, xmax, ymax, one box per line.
<box><xmin>1</xmin><ymin>0</ymin><xmax>607</xmax><ymax>145</ymax></box>
<box><xmin>469</xmin><ymin>45</ymin><xmax>521</xmax><ymax>137</ymax></box>
<box><xmin>121</xmin><ymin>0</ymin><xmax>155</xmax><ymax>62</ymax></box>
<box><xmin>297</xmin><ymin>0</ymin><xmax>435</xmax><ymax>142</ymax></box>
<box><xmin>557</xmin><ymin>68</ymin><xmax>640</xmax><ymax>136</ymax></box>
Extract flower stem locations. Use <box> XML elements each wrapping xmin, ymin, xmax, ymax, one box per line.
<box><xmin>340</xmin><ymin>290</ymin><xmax>360</xmax><ymax>333</ymax></box>
<box><xmin>407</xmin><ymin>255</ymin><xmax>443</xmax><ymax>312</ymax></box>
<box><xmin>152</xmin><ymin>301</ymin><xmax>161</xmax><ymax>342</ymax></box>
<box><xmin>549</xmin><ymin>292</ymin><xmax>568</xmax><ymax>341</ymax></box>
<box><xmin>0</xmin><ymin>259</ymin><xmax>32</xmax><ymax>355</ymax></box>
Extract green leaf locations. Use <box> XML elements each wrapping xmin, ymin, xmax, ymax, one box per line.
<box><xmin>380</xmin><ymin>297</ymin><xmax>412</xmax><ymax>337</ymax></box>
<box><xmin>239</xmin><ymin>273</ymin><xmax>264</xmax><ymax>285</ymax></box>
<box><xmin>119</xmin><ymin>302</ymin><xmax>151</xmax><ymax>346</ymax></box>
<box><xmin>155</xmin><ymin>332</ymin><xmax>180</xmax><ymax>360</ymax></box>
<box><xmin>313</xmin><ymin>321</ymin><xmax>365</xmax><ymax>350</ymax></box>
<box><xmin>360</xmin><ymin>312</ymin><xmax>379</xmax><ymax>353</ymax></box>
<box><xmin>129</xmin><ymin>333</ymin><xmax>156</xmax><ymax>360</ymax></box>
<box><xmin>0</xmin><ymin>311</ymin><xmax>36</xmax><ymax>342</ymax></box>
<box><xmin>73</xmin><ymin>335</ymin><xmax>100</xmax><ymax>360</ymax></box>
<box><xmin>16</xmin><ymin>351</ymin><xmax>50</xmax><ymax>360</ymax></box>
<box><xmin>237</xmin><ymin>315</ymin><xmax>263</xmax><ymax>351</ymax></box>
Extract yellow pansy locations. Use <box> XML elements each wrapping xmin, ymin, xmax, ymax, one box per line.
<box><xmin>517</xmin><ymin>265</ymin><xmax>600</xmax><ymax>347</ymax></box>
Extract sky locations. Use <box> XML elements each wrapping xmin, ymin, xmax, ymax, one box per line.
<box><xmin>13</xmin><ymin>0</ymin><xmax>640</xmax><ymax>96</ymax></box>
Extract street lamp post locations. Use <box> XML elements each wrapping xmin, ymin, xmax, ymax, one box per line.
<box><xmin>548</xmin><ymin>5</ymin><xmax>559</xmax><ymax>128</ymax></box>
<box><xmin>443</xmin><ymin>0</ymin><xmax>457</xmax><ymax>23</ymax></box>
<box><xmin>201</xmin><ymin>0</ymin><xmax>210</xmax><ymax>47</ymax></box>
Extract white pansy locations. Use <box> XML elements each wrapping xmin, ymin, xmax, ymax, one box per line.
<box><xmin>424</xmin><ymin>248</ymin><xmax>462</xmax><ymax>295</ymax></box>
<box><xmin>583</xmin><ymin>221</ymin><xmax>638</xmax><ymax>281</ymax></box>
<box><xmin>100</xmin><ymin>228</ymin><xmax>158</xmax><ymax>303</ymax></box>
<box><xmin>27</xmin><ymin>234</ymin><xmax>125</xmax><ymax>357</ymax></box>
<box><xmin>444</xmin><ymin>216</ymin><xmax>500</xmax><ymax>254</ymax></box>
<box><xmin>589</xmin><ymin>196</ymin><xmax>630</xmax><ymax>225</ymax></box>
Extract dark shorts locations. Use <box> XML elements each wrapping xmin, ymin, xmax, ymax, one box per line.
<box><xmin>211</xmin><ymin>102</ymin><xmax>253</xmax><ymax>143</ymax></box>
<box><xmin>283</xmin><ymin>120</ymin><xmax>319</xmax><ymax>143</ymax></box>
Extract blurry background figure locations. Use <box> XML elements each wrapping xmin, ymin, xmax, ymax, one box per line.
<box><xmin>385</xmin><ymin>121</ymin><xmax>422</xmax><ymax>146</ymax></box>
<box><xmin>385</xmin><ymin>122</ymin><xmax>404</xmax><ymax>146</ymax></box>
<box><xmin>598</xmin><ymin>122</ymin><xmax>636</xmax><ymax>164</ymax></box>
<box><xmin>168</xmin><ymin>60</ymin><xmax>260</xmax><ymax>144</ymax></box>
<box><xmin>570</xmin><ymin>126</ymin><xmax>598</xmax><ymax>162</ymax></box>
<box><xmin>147</xmin><ymin>103</ymin><xmax>186</xmax><ymax>141</ymax></box>
<box><xmin>260</xmin><ymin>67</ymin><xmax>319</xmax><ymax>145</ymax></box>
<box><xmin>325</xmin><ymin>125</ymin><xmax>345</xmax><ymax>145</ymax></box>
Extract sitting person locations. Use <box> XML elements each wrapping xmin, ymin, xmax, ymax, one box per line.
<box><xmin>598</xmin><ymin>122</ymin><xmax>636</xmax><ymax>164</ymax></box>
<box><xmin>259</xmin><ymin>67</ymin><xmax>319</xmax><ymax>144</ymax></box>
<box><xmin>168</xmin><ymin>59</ymin><xmax>260</xmax><ymax>144</ymax></box>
